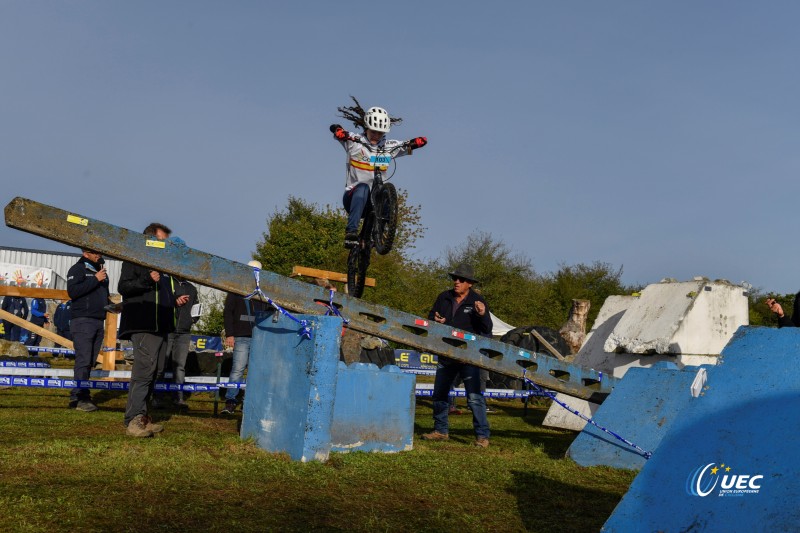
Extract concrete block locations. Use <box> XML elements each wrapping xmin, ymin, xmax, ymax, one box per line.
<box><xmin>541</xmin><ymin>393</ymin><xmax>599</xmax><ymax>431</ymax></box>
<box><xmin>603</xmin><ymin>326</ymin><xmax>800</xmax><ymax>531</ymax></box>
<box><xmin>241</xmin><ymin>313</ymin><xmax>341</xmax><ymax>462</ymax></box>
<box><xmin>567</xmin><ymin>362</ymin><xmax>704</xmax><ymax>470</ymax></box>
<box><xmin>604</xmin><ymin>279</ymin><xmax>747</xmax><ymax>355</ymax></box>
<box><xmin>330</xmin><ymin>362</ymin><xmax>416</xmax><ymax>453</ymax></box>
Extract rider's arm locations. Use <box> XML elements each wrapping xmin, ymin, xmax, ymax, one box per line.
<box><xmin>391</xmin><ymin>137</ymin><xmax>427</xmax><ymax>158</ymax></box>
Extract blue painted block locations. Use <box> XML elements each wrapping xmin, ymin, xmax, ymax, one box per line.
<box><xmin>240</xmin><ymin>313</ymin><xmax>341</xmax><ymax>462</ymax></box>
<box><xmin>330</xmin><ymin>362</ymin><xmax>416</xmax><ymax>453</ymax></box>
<box><xmin>568</xmin><ymin>365</ymin><xmax>705</xmax><ymax>470</ymax></box>
<box><xmin>603</xmin><ymin>327</ymin><xmax>800</xmax><ymax>531</ymax></box>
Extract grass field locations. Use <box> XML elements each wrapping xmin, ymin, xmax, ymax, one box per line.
<box><xmin>0</xmin><ymin>367</ymin><xmax>635</xmax><ymax>533</ymax></box>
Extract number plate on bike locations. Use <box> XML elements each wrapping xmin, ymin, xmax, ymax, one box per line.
<box><xmin>370</xmin><ymin>154</ymin><xmax>392</xmax><ymax>170</ymax></box>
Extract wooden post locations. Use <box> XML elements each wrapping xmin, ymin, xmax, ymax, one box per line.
<box><xmin>100</xmin><ymin>294</ymin><xmax>122</xmax><ymax>370</ymax></box>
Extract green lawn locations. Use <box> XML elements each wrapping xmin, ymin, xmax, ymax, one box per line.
<box><xmin>0</xmin><ymin>374</ymin><xmax>635</xmax><ymax>533</ymax></box>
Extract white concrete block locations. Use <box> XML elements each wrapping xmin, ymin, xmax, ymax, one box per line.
<box><xmin>542</xmin><ymin>393</ymin><xmax>599</xmax><ymax>431</ymax></box>
<box><xmin>603</xmin><ymin>280</ymin><xmax>748</xmax><ymax>355</ymax></box>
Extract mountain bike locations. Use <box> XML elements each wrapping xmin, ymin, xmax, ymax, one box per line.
<box><xmin>346</xmin><ymin>137</ymin><xmax>415</xmax><ymax>297</ymax></box>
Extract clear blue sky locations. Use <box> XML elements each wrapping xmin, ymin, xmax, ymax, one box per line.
<box><xmin>2</xmin><ymin>2</ymin><xmax>799</xmax><ymax>293</ymax></box>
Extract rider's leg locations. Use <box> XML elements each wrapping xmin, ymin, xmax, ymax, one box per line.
<box><xmin>342</xmin><ymin>183</ymin><xmax>370</xmax><ymax>236</ymax></box>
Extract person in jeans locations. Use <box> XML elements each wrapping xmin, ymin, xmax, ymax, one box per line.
<box><xmin>165</xmin><ymin>246</ymin><xmax>199</xmax><ymax>409</ymax></box>
<box><xmin>25</xmin><ymin>297</ymin><xmax>49</xmax><ymax>346</ymax></box>
<box><xmin>118</xmin><ymin>223</ymin><xmax>189</xmax><ymax>437</ymax></box>
<box><xmin>422</xmin><ymin>264</ymin><xmax>493</xmax><ymax>448</ymax></box>
<box><xmin>66</xmin><ymin>248</ymin><xmax>110</xmax><ymax>412</ymax></box>
<box><xmin>221</xmin><ymin>265</ymin><xmax>267</xmax><ymax>415</ymax></box>
<box><xmin>1</xmin><ymin>296</ymin><xmax>28</xmax><ymax>342</ymax></box>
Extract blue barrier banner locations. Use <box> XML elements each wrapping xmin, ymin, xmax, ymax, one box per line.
<box><xmin>191</xmin><ymin>335</ymin><xmax>223</xmax><ymax>353</ymax></box>
<box><xmin>0</xmin><ymin>375</ymin><xmax>547</xmax><ymax>399</ymax></box>
<box><xmin>0</xmin><ymin>360</ymin><xmax>51</xmax><ymax>368</ymax></box>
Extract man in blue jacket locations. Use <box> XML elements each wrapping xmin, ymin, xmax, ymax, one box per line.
<box><xmin>25</xmin><ymin>297</ymin><xmax>50</xmax><ymax>346</ymax></box>
<box><xmin>422</xmin><ymin>264</ymin><xmax>493</xmax><ymax>448</ymax></box>
<box><xmin>66</xmin><ymin>248</ymin><xmax>110</xmax><ymax>412</ymax></box>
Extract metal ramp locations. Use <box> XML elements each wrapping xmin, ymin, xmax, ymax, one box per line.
<box><xmin>4</xmin><ymin>196</ymin><xmax>615</xmax><ymax>402</ymax></box>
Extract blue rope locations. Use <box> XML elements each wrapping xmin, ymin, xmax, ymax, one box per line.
<box><xmin>322</xmin><ymin>289</ymin><xmax>350</xmax><ymax>325</ymax></box>
<box><xmin>523</xmin><ymin>370</ymin><xmax>652</xmax><ymax>460</ymax></box>
<box><xmin>244</xmin><ymin>265</ymin><xmax>312</xmax><ymax>339</ymax></box>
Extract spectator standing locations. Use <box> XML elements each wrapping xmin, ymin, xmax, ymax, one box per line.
<box><xmin>221</xmin><ymin>261</ymin><xmax>268</xmax><ymax>415</ymax></box>
<box><xmin>118</xmin><ymin>223</ymin><xmax>189</xmax><ymax>437</ymax></box>
<box><xmin>1</xmin><ymin>296</ymin><xmax>28</xmax><ymax>342</ymax></box>
<box><xmin>25</xmin><ymin>297</ymin><xmax>50</xmax><ymax>346</ymax></box>
<box><xmin>166</xmin><ymin>264</ymin><xmax>199</xmax><ymax>409</ymax></box>
<box><xmin>53</xmin><ymin>300</ymin><xmax>72</xmax><ymax>341</ymax></box>
<box><xmin>66</xmin><ymin>248</ymin><xmax>110</xmax><ymax>412</ymax></box>
<box><xmin>422</xmin><ymin>264</ymin><xmax>493</xmax><ymax>448</ymax></box>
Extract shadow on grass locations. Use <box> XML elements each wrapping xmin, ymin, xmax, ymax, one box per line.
<box><xmin>509</xmin><ymin>470</ymin><xmax>624</xmax><ymax>532</ymax></box>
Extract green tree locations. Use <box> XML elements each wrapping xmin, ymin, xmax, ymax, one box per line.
<box><xmin>194</xmin><ymin>291</ymin><xmax>225</xmax><ymax>336</ymax></box>
<box><xmin>546</xmin><ymin>262</ymin><xmax>635</xmax><ymax>329</ymax></box>
<box><xmin>748</xmin><ymin>290</ymin><xmax>794</xmax><ymax>327</ymax></box>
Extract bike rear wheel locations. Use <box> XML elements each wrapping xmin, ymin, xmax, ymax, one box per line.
<box><xmin>373</xmin><ymin>182</ymin><xmax>398</xmax><ymax>255</ymax></box>
<box><xmin>347</xmin><ymin>244</ymin><xmax>371</xmax><ymax>298</ymax></box>
<box><xmin>347</xmin><ymin>216</ymin><xmax>373</xmax><ymax>298</ymax></box>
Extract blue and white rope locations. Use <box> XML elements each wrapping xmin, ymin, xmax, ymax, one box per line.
<box><xmin>322</xmin><ymin>289</ymin><xmax>350</xmax><ymax>325</ymax></box>
<box><xmin>244</xmin><ymin>265</ymin><xmax>312</xmax><ymax>339</ymax></box>
<box><xmin>523</xmin><ymin>370</ymin><xmax>653</xmax><ymax>459</ymax></box>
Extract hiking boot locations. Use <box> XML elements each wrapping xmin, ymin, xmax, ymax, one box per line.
<box><xmin>474</xmin><ymin>437</ymin><xmax>490</xmax><ymax>448</ymax></box>
<box><xmin>126</xmin><ymin>415</ymin><xmax>154</xmax><ymax>438</ymax></box>
<box><xmin>75</xmin><ymin>400</ymin><xmax>98</xmax><ymax>412</ymax></box>
<box><xmin>221</xmin><ymin>400</ymin><xmax>237</xmax><ymax>415</ymax></box>
<box><xmin>68</xmin><ymin>400</ymin><xmax>78</xmax><ymax>409</ymax></box>
<box><xmin>141</xmin><ymin>415</ymin><xmax>164</xmax><ymax>434</ymax></box>
<box><xmin>344</xmin><ymin>233</ymin><xmax>359</xmax><ymax>249</ymax></box>
<box><xmin>421</xmin><ymin>431</ymin><xmax>449</xmax><ymax>441</ymax></box>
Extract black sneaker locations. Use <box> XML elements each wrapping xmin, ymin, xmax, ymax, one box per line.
<box><xmin>68</xmin><ymin>400</ymin><xmax>78</xmax><ymax>409</ymax></box>
<box><xmin>75</xmin><ymin>400</ymin><xmax>98</xmax><ymax>412</ymax></box>
<box><xmin>344</xmin><ymin>233</ymin><xmax>359</xmax><ymax>249</ymax></box>
<box><xmin>221</xmin><ymin>400</ymin><xmax>237</xmax><ymax>415</ymax></box>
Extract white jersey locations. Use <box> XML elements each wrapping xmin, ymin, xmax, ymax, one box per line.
<box><xmin>336</xmin><ymin>131</ymin><xmax>412</xmax><ymax>191</ymax></box>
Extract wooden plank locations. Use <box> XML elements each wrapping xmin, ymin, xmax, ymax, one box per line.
<box><xmin>290</xmin><ymin>266</ymin><xmax>376</xmax><ymax>287</ymax></box>
<box><xmin>4</xmin><ymin>196</ymin><xmax>616</xmax><ymax>401</ymax></box>
<box><xmin>0</xmin><ymin>308</ymin><xmax>73</xmax><ymax>349</ymax></box>
<box><xmin>0</xmin><ymin>287</ymin><xmax>69</xmax><ymax>299</ymax></box>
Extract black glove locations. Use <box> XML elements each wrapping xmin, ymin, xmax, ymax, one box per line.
<box><xmin>329</xmin><ymin>124</ymin><xmax>342</xmax><ymax>133</ymax></box>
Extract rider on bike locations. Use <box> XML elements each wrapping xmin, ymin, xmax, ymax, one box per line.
<box><xmin>330</xmin><ymin>99</ymin><xmax>427</xmax><ymax>248</ymax></box>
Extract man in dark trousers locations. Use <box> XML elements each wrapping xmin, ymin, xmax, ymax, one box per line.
<box><xmin>53</xmin><ymin>299</ymin><xmax>72</xmax><ymax>341</ymax></box>
<box><xmin>25</xmin><ymin>297</ymin><xmax>50</xmax><ymax>347</ymax></box>
<box><xmin>166</xmin><ymin>252</ymin><xmax>199</xmax><ymax>409</ymax></box>
<box><xmin>422</xmin><ymin>264</ymin><xmax>493</xmax><ymax>448</ymax></box>
<box><xmin>66</xmin><ymin>248</ymin><xmax>110</xmax><ymax>412</ymax></box>
<box><xmin>118</xmin><ymin>223</ymin><xmax>189</xmax><ymax>437</ymax></box>
<box><xmin>1</xmin><ymin>295</ymin><xmax>28</xmax><ymax>342</ymax></box>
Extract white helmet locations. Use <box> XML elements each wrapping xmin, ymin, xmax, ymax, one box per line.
<box><xmin>364</xmin><ymin>106</ymin><xmax>391</xmax><ymax>133</ymax></box>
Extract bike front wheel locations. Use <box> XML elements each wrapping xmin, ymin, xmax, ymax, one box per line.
<box><xmin>373</xmin><ymin>182</ymin><xmax>398</xmax><ymax>255</ymax></box>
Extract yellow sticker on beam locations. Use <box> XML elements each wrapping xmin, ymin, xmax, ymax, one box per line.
<box><xmin>146</xmin><ymin>240</ymin><xmax>165</xmax><ymax>249</ymax></box>
<box><xmin>66</xmin><ymin>214</ymin><xmax>88</xmax><ymax>226</ymax></box>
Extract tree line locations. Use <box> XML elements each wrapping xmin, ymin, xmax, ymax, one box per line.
<box><xmin>195</xmin><ymin>193</ymin><xmax>790</xmax><ymax>335</ymax></box>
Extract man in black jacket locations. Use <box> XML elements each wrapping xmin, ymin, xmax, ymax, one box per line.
<box><xmin>66</xmin><ymin>248</ymin><xmax>109</xmax><ymax>412</ymax></box>
<box><xmin>221</xmin><ymin>264</ymin><xmax>269</xmax><ymax>415</ymax></box>
<box><xmin>422</xmin><ymin>264</ymin><xmax>493</xmax><ymax>448</ymax></box>
<box><xmin>118</xmin><ymin>223</ymin><xmax>189</xmax><ymax>437</ymax></box>
<box><xmin>1</xmin><ymin>295</ymin><xmax>28</xmax><ymax>342</ymax></box>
